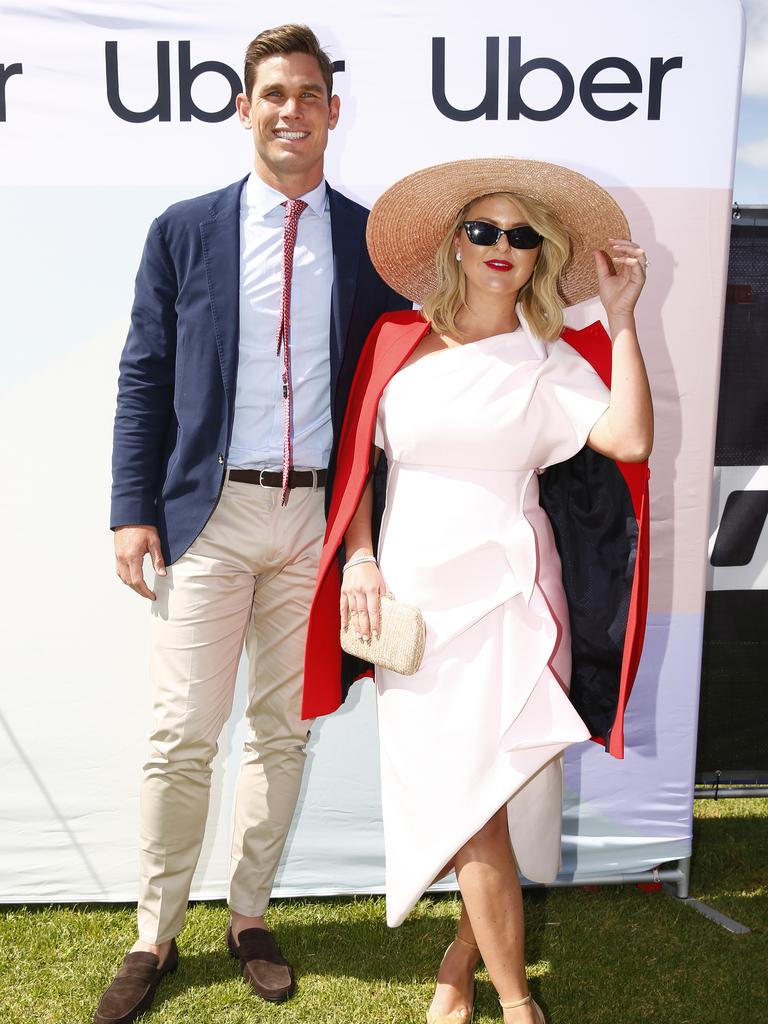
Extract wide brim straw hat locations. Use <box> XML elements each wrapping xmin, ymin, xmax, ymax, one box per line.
<box><xmin>366</xmin><ymin>156</ymin><xmax>630</xmax><ymax>307</ymax></box>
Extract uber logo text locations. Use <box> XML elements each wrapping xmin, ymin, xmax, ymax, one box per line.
<box><xmin>105</xmin><ymin>41</ymin><xmax>345</xmax><ymax>122</ymax></box>
<box><xmin>432</xmin><ymin>37</ymin><xmax>682</xmax><ymax>121</ymax></box>
<box><xmin>0</xmin><ymin>62</ymin><xmax>23</xmax><ymax>121</ymax></box>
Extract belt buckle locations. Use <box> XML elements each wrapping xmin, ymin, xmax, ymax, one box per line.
<box><xmin>309</xmin><ymin>468</ymin><xmax>318</xmax><ymax>491</ymax></box>
<box><xmin>258</xmin><ymin>469</ymin><xmax>270</xmax><ymax>488</ymax></box>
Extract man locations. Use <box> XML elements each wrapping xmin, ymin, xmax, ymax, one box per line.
<box><xmin>96</xmin><ymin>24</ymin><xmax>409</xmax><ymax>1024</ymax></box>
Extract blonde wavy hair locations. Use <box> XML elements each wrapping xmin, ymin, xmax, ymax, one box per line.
<box><xmin>421</xmin><ymin>192</ymin><xmax>574</xmax><ymax>342</ymax></box>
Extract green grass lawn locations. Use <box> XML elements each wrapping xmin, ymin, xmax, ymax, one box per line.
<box><xmin>2</xmin><ymin>798</ymin><xmax>765</xmax><ymax>1024</ymax></box>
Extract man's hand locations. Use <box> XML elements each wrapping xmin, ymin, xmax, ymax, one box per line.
<box><xmin>114</xmin><ymin>525</ymin><xmax>166</xmax><ymax>600</ymax></box>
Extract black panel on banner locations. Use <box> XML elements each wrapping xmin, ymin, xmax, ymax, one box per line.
<box><xmin>696</xmin><ymin>590</ymin><xmax>768</xmax><ymax>782</ymax></box>
<box><xmin>699</xmin><ymin>209</ymin><xmax>768</xmax><ymax>785</ymax></box>
<box><xmin>710</xmin><ymin>491</ymin><xmax>768</xmax><ymax>565</ymax></box>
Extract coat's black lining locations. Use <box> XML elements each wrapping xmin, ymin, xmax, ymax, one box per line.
<box><xmin>539</xmin><ymin>448</ymin><xmax>637</xmax><ymax>740</ymax></box>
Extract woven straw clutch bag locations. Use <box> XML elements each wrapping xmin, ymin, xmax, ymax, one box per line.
<box><xmin>340</xmin><ymin>593</ymin><xmax>426</xmax><ymax>675</ymax></box>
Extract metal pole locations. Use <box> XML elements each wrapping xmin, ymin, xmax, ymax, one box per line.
<box><xmin>676</xmin><ymin>855</ymin><xmax>691</xmax><ymax>899</ymax></box>
<box><xmin>521</xmin><ymin>866</ymin><xmax>686</xmax><ymax>889</ymax></box>
<box><xmin>696</xmin><ymin>787</ymin><xmax>768</xmax><ymax>798</ymax></box>
<box><xmin>428</xmin><ymin>865</ymin><xmax>687</xmax><ymax>895</ymax></box>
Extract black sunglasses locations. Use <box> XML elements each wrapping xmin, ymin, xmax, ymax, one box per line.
<box><xmin>463</xmin><ymin>220</ymin><xmax>543</xmax><ymax>249</ymax></box>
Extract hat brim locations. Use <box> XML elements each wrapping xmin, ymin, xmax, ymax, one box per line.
<box><xmin>365</xmin><ymin>157</ymin><xmax>630</xmax><ymax>307</ymax></box>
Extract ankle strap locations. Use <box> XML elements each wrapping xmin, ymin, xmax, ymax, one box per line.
<box><xmin>454</xmin><ymin>934</ymin><xmax>479</xmax><ymax>950</ymax></box>
<box><xmin>500</xmin><ymin>993</ymin><xmax>531</xmax><ymax>1009</ymax></box>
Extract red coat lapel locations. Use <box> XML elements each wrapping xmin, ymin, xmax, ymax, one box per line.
<box><xmin>302</xmin><ymin>311</ymin><xmax>430</xmax><ymax>718</ymax></box>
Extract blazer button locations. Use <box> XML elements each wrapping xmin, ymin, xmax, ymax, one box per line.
<box><xmin>218</xmin><ymin>453</ymin><xmax>224</xmax><ymax>464</ymax></box>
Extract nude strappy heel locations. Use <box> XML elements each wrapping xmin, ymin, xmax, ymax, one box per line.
<box><xmin>500</xmin><ymin>993</ymin><xmax>546</xmax><ymax>1022</ymax></box>
<box><xmin>425</xmin><ymin>934</ymin><xmax>480</xmax><ymax>1024</ymax></box>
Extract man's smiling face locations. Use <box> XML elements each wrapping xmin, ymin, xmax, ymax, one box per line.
<box><xmin>236</xmin><ymin>51</ymin><xmax>340</xmax><ymax>194</ymax></box>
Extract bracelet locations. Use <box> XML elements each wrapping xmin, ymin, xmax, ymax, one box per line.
<box><xmin>342</xmin><ymin>555</ymin><xmax>378</xmax><ymax>573</ymax></box>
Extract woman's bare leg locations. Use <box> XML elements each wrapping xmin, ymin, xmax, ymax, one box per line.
<box><xmin>427</xmin><ymin>903</ymin><xmax>480</xmax><ymax>1020</ymax></box>
<box><xmin>429</xmin><ymin>806</ymin><xmax>540</xmax><ymax>1023</ymax></box>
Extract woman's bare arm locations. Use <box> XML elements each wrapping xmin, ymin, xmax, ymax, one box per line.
<box><xmin>586</xmin><ymin>240</ymin><xmax>654</xmax><ymax>463</ymax></box>
<box><xmin>341</xmin><ymin>447</ymin><xmax>386</xmax><ymax>641</ymax></box>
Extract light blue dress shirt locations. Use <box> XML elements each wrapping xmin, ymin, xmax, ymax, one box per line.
<box><xmin>229</xmin><ymin>173</ymin><xmax>334</xmax><ymax>470</ymax></box>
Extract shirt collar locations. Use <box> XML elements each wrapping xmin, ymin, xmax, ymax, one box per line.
<box><xmin>245</xmin><ymin>172</ymin><xmax>328</xmax><ymax>218</ymax></box>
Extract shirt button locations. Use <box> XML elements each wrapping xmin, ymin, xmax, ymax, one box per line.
<box><xmin>218</xmin><ymin>453</ymin><xmax>224</xmax><ymax>464</ymax></box>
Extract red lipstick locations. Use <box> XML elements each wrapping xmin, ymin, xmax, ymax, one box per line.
<box><xmin>485</xmin><ymin>260</ymin><xmax>513</xmax><ymax>272</ymax></box>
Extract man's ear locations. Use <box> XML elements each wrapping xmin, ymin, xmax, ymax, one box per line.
<box><xmin>235</xmin><ymin>92</ymin><xmax>252</xmax><ymax>128</ymax></box>
<box><xmin>328</xmin><ymin>94</ymin><xmax>341</xmax><ymax>130</ymax></box>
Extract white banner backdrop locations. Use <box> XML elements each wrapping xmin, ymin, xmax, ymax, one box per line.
<box><xmin>0</xmin><ymin>0</ymin><xmax>744</xmax><ymax>903</ymax></box>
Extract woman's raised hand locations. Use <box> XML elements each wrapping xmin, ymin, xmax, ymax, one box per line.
<box><xmin>341</xmin><ymin>559</ymin><xmax>387</xmax><ymax>642</ymax></box>
<box><xmin>594</xmin><ymin>238</ymin><xmax>648</xmax><ymax>320</ymax></box>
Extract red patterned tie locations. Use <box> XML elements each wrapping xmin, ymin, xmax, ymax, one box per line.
<box><xmin>276</xmin><ymin>198</ymin><xmax>308</xmax><ymax>506</ymax></box>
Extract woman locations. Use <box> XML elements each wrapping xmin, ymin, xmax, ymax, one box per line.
<box><xmin>302</xmin><ymin>158</ymin><xmax>652</xmax><ymax>1023</ymax></box>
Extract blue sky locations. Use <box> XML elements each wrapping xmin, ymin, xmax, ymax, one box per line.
<box><xmin>735</xmin><ymin>0</ymin><xmax>768</xmax><ymax>202</ymax></box>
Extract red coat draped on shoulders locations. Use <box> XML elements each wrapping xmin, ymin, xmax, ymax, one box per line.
<box><xmin>302</xmin><ymin>310</ymin><xmax>649</xmax><ymax>759</ymax></box>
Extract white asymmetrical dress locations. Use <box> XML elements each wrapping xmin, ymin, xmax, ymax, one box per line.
<box><xmin>373</xmin><ymin>315</ymin><xmax>611</xmax><ymax>927</ymax></box>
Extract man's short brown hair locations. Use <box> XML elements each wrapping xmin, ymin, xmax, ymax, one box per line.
<box><xmin>244</xmin><ymin>24</ymin><xmax>334</xmax><ymax>101</ymax></box>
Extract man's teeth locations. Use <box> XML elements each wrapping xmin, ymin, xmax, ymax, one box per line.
<box><xmin>275</xmin><ymin>131</ymin><xmax>308</xmax><ymax>139</ymax></box>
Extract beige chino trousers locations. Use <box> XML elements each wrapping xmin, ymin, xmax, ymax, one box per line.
<box><xmin>138</xmin><ymin>472</ymin><xmax>324</xmax><ymax>943</ymax></box>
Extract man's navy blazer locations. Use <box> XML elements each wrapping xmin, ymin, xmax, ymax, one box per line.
<box><xmin>111</xmin><ymin>175</ymin><xmax>410</xmax><ymax>565</ymax></box>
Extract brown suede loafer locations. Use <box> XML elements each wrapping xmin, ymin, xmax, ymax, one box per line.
<box><xmin>93</xmin><ymin>940</ymin><xmax>178</xmax><ymax>1024</ymax></box>
<box><xmin>227</xmin><ymin>924</ymin><xmax>295</xmax><ymax>1003</ymax></box>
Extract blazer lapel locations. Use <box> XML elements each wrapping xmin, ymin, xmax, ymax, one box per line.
<box><xmin>199</xmin><ymin>176</ymin><xmax>247</xmax><ymax>403</ymax></box>
<box><xmin>322</xmin><ymin>314</ymin><xmax>430</xmax><ymax>572</ymax></box>
<box><xmin>327</xmin><ymin>186</ymin><xmax>363</xmax><ymax>372</ymax></box>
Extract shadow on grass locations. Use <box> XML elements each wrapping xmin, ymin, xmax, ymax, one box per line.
<box><xmin>147</xmin><ymin>950</ymin><xmax>240</xmax><ymax>1014</ymax></box>
<box><xmin>690</xmin><ymin>813</ymin><xmax>767</xmax><ymax>907</ymax></box>
<box><xmin>230</xmin><ymin>890</ymin><xmax>553</xmax><ymax>983</ymax></box>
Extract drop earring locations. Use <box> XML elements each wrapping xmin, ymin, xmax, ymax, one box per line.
<box><xmin>455</xmin><ymin>251</ymin><xmax>462</xmax><ymax>262</ymax></box>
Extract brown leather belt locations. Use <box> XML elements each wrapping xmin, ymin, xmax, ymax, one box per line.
<box><xmin>228</xmin><ymin>468</ymin><xmax>327</xmax><ymax>488</ymax></box>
